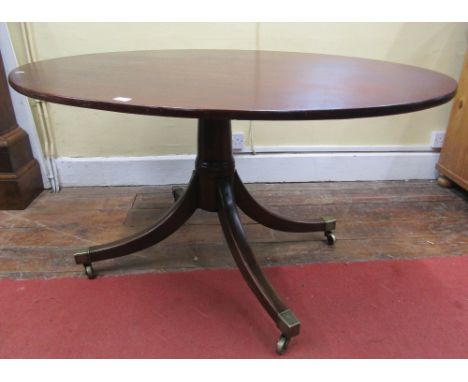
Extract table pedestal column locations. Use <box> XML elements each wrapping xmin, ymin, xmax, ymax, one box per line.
<box><xmin>75</xmin><ymin>118</ymin><xmax>337</xmax><ymax>354</ymax></box>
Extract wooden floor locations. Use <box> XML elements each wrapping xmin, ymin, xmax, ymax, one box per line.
<box><xmin>0</xmin><ymin>180</ymin><xmax>467</xmax><ymax>279</ymax></box>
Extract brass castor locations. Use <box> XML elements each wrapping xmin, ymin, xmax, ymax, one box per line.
<box><xmin>276</xmin><ymin>335</ymin><xmax>290</xmax><ymax>355</ymax></box>
<box><xmin>171</xmin><ymin>186</ymin><xmax>184</xmax><ymax>201</ymax></box>
<box><xmin>437</xmin><ymin>176</ymin><xmax>453</xmax><ymax>188</ymax></box>
<box><xmin>84</xmin><ymin>264</ymin><xmax>96</xmax><ymax>280</ymax></box>
<box><xmin>325</xmin><ymin>231</ymin><xmax>336</xmax><ymax>245</ymax></box>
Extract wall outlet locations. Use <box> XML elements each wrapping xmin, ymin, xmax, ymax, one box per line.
<box><xmin>430</xmin><ymin>131</ymin><xmax>446</xmax><ymax>149</ymax></box>
<box><xmin>232</xmin><ymin>132</ymin><xmax>245</xmax><ymax>151</ymax></box>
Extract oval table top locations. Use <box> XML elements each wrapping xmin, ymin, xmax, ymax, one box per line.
<box><xmin>8</xmin><ymin>49</ymin><xmax>457</xmax><ymax>121</ymax></box>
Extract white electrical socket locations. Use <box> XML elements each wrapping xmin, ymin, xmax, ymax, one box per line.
<box><xmin>430</xmin><ymin>131</ymin><xmax>446</xmax><ymax>149</ymax></box>
<box><xmin>232</xmin><ymin>132</ymin><xmax>244</xmax><ymax>150</ymax></box>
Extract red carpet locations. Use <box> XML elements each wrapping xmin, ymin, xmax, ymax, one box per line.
<box><xmin>0</xmin><ymin>256</ymin><xmax>467</xmax><ymax>358</ymax></box>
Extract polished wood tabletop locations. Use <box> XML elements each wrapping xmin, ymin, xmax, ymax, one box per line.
<box><xmin>9</xmin><ymin>50</ymin><xmax>457</xmax><ymax>120</ymax></box>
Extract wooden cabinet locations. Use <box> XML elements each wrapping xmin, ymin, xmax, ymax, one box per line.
<box><xmin>0</xmin><ymin>51</ymin><xmax>43</xmax><ymax>209</ymax></box>
<box><xmin>437</xmin><ymin>51</ymin><xmax>468</xmax><ymax>191</ymax></box>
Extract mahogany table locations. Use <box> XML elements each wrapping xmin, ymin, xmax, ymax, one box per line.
<box><xmin>9</xmin><ymin>50</ymin><xmax>457</xmax><ymax>354</ymax></box>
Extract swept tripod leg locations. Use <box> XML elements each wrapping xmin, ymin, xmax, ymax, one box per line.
<box><xmin>74</xmin><ymin>173</ymin><xmax>199</xmax><ymax>278</ymax></box>
<box><xmin>234</xmin><ymin>172</ymin><xmax>336</xmax><ymax>244</ymax></box>
<box><xmin>217</xmin><ymin>178</ymin><xmax>300</xmax><ymax>354</ymax></box>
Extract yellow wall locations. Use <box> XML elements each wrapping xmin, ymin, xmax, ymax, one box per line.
<box><xmin>8</xmin><ymin>22</ymin><xmax>467</xmax><ymax>157</ymax></box>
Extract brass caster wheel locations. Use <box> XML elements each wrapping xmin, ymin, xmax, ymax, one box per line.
<box><xmin>171</xmin><ymin>186</ymin><xmax>184</xmax><ymax>202</ymax></box>
<box><xmin>276</xmin><ymin>335</ymin><xmax>290</xmax><ymax>355</ymax></box>
<box><xmin>84</xmin><ymin>264</ymin><xmax>96</xmax><ymax>280</ymax></box>
<box><xmin>325</xmin><ymin>232</ymin><xmax>336</xmax><ymax>246</ymax></box>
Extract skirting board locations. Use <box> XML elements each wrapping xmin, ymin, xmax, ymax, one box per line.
<box><xmin>55</xmin><ymin>152</ymin><xmax>440</xmax><ymax>187</ymax></box>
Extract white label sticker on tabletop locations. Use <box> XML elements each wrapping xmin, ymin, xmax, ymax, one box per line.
<box><xmin>113</xmin><ymin>97</ymin><xmax>132</xmax><ymax>102</ymax></box>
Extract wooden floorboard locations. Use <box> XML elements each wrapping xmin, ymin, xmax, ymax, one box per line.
<box><xmin>0</xmin><ymin>180</ymin><xmax>466</xmax><ymax>279</ymax></box>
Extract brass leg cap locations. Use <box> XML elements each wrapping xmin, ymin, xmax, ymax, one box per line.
<box><xmin>171</xmin><ymin>186</ymin><xmax>185</xmax><ymax>201</ymax></box>
<box><xmin>321</xmin><ymin>216</ymin><xmax>336</xmax><ymax>231</ymax></box>
<box><xmin>277</xmin><ymin>309</ymin><xmax>300</xmax><ymax>338</ymax></box>
<box><xmin>74</xmin><ymin>248</ymin><xmax>90</xmax><ymax>265</ymax></box>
